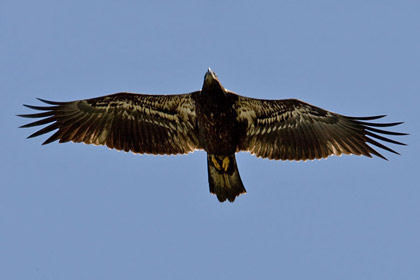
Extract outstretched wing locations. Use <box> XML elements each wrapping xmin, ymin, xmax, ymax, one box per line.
<box><xmin>233</xmin><ymin>95</ymin><xmax>406</xmax><ymax>161</ymax></box>
<box><xmin>19</xmin><ymin>92</ymin><xmax>201</xmax><ymax>155</ymax></box>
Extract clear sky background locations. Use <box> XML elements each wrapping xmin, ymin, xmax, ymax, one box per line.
<box><xmin>1</xmin><ymin>1</ymin><xmax>419</xmax><ymax>279</ymax></box>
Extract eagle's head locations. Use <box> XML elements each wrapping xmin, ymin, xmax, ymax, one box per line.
<box><xmin>204</xmin><ymin>68</ymin><xmax>218</xmax><ymax>82</ymax></box>
<box><xmin>202</xmin><ymin>68</ymin><xmax>226</xmax><ymax>95</ymax></box>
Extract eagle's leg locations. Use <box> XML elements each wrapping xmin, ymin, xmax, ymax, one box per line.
<box><xmin>207</xmin><ymin>154</ymin><xmax>246</xmax><ymax>202</ymax></box>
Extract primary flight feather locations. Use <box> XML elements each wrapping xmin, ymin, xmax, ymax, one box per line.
<box><xmin>19</xmin><ymin>69</ymin><xmax>407</xmax><ymax>202</ymax></box>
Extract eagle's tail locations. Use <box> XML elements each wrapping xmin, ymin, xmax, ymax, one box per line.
<box><xmin>207</xmin><ymin>154</ymin><xmax>246</xmax><ymax>202</ymax></box>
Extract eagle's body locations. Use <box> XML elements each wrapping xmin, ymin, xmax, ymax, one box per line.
<box><xmin>194</xmin><ymin>71</ymin><xmax>246</xmax><ymax>201</ymax></box>
<box><xmin>19</xmin><ymin>69</ymin><xmax>406</xmax><ymax>202</ymax></box>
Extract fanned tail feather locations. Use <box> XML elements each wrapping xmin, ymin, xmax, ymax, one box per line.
<box><xmin>207</xmin><ymin>154</ymin><xmax>246</xmax><ymax>202</ymax></box>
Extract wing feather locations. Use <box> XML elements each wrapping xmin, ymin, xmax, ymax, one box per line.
<box><xmin>19</xmin><ymin>92</ymin><xmax>201</xmax><ymax>155</ymax></box>
<box><xmin>233</xmin><ymin>95</ymin><xmax>406</xmax><ymax>161</ymax></box>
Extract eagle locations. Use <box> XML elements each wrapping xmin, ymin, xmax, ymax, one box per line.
<box><xmin>19</xmin><ymin>69</ymin><xmax>406</xmax><ymax>202</ymax></box>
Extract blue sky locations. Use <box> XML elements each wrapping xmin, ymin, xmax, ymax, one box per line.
<box><xmin>1</xmin><ymin>0</ymin><xmax>419</xmax><ymax>279</ymax></box>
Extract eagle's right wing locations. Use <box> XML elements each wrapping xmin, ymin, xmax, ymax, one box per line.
<box><xmin>233</xmin><ymin>95</ymin><xmax>406</xmax><ymax>161</ymax></box>
<box><xmin>19</xmin><ymin>92</ymin><xmax>201</xmax><ymax>155</ymax></box>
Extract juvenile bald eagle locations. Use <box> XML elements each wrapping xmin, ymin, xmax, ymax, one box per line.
<box><xmin>19</xmin><ymin>69</ymin><xmax>406</xmax><ymax>202</ymax></box>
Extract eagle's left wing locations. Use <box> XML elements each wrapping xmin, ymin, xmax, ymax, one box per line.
<box><xmin>19</xmin><ymin>92</ymin><xmax>201</xmax><ymax>155</ymax></box>
<box><xmin>233</xmin><ymin>94</ymin><xmax>406</xmax><ymax>161</ymax></box>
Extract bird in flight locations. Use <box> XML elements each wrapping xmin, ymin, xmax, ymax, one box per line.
<box><xmin>19</xmin><ymin>69</ymin><xmax>406</xmax><ymax>202</ymax></box>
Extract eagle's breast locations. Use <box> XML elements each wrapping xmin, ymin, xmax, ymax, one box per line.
<box><xmin>194</xmin><ymin>89</ymin><xmax>239</xmax><ymax>155</ymax></box>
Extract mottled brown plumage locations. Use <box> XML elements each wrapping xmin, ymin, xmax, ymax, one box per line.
<box><xmin>19</xmin><ymin>69</ymin><xmax>407</xmax><ymax>202</ymax></box>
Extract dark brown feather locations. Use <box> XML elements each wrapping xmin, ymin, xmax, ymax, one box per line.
<box><xmin>233</xmin><ymin>95</ymin><xmax>406</xmax><ymax>161</ymax></box>
<box><xmin>20</xmin><ymin>92</ymin><xmax>201</xmax><ymax>155</ymax></box>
